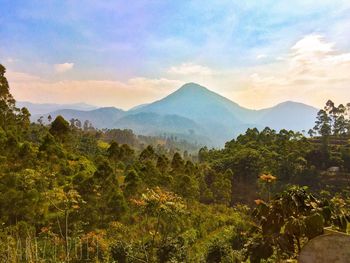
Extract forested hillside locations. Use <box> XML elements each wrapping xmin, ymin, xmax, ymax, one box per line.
<box><xmin>1</xmin><ymin>64</ymin><xmax>350</xmax><ymax>262</ymax></box>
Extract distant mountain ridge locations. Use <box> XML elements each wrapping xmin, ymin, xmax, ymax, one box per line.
<box><xmin>37</xmin><ymin>107</ymin><xmax>125</xmax><ymax>128</ymax></box>
<box><xmin>255</xmin><ymin>101</ymin><xmax>318</xmax><ymax>131</ymax></box>
<box><xmin>30</xmin><ymin>83</ymin><xmax>318</xmax><ymax>147</ymax></box>
<box><xmin>18</xmin><ymin>101</ymin><xmax>97</xmax><ymax>115</ymax></box>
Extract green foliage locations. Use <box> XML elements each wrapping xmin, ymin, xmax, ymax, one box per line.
<box><xmin>245</xmin><ymin>186</ymin><xmax>349</xmax><ymax>261</ymax></box>
<box><xmin>124</xmin><ymin>169</ymin><xmax>141</xmax><ymax>197</ymax></box>
<box><xmin>49</xmin><ymin>115</ymin><xmax>70</xmax><ymax>139</ymax></box>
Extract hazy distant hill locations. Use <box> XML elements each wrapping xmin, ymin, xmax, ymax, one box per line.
<box><xmin>114</xmin><ymin>112</ymin><xmax>209</xmax><ymax>144</ymax></box>
<box><xmin>255</xmin><ymin>101</ymin><xmax>318</xmax><ymax>132</ymax></box>
<box><xmin>35</xmin><ymin>107</ymin><xmax>125</xmax><ymax>128</ymax></box>
<box><xmin>18</xmin><ymin>101</ymin><xmax>97</xmax><ymax>115</ymax></box>
<box><xmin>128</xmin><ymin>103</ymin><xmax>150</xmax><ymax>111</ymax></box>
<box><xmin>29</xmin><ymin>83</ymin><xmax>318</xmax><ymax>147</ymax></box>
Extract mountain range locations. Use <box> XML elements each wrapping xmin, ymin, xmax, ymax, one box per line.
<box><xmin>17</xmin><ymin>101</ymin><xmax>97</xmax><ymax>115</ymax></box>
<box><xmin>28</xmin><ymin>83</ymin><xmax>318</xmax><ymax>146</ymax></box>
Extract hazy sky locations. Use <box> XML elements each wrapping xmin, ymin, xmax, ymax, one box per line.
<box><xmin>1</xmin><ymin>0</ymin><xmax>350</xmax><ymax>110</ymax></box>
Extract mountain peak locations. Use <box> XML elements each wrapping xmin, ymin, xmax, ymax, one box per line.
<box><xmin>273</xmin><ymin>100</ymin><xmax>317</xmax><ymax>110</ymax></box>
<box><xmin>177</xmin><ymin>83</ymin><xmax>210</xmax><ymax>93</ymax></box>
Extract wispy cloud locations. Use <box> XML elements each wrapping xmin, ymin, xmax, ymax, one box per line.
<box><xmin>168</xmin><ymin>63</ymin><xmax>214</xmax><ymax>76</ymax></box>
<box><xmin>256</xmin><ymin>54</ymin><xmax>267</xmax><ymax>60</ymax></box>
<box><xmin>5</xmin><ymin>57</ymin><xmax>20</xmax><ymax>63</ymax></box>
<box><xmin>54</xmin><ymin>63</ymin><xmax>74</xmax><ymax>73</ymax></box>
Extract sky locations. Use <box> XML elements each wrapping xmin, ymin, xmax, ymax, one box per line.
<box><xmin>1</xmin><ymin>0</ymin><xmax>350</xmax><ymax>110</ymax></box>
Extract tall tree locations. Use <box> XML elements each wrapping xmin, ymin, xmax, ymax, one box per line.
<box><xmin>313</xmin><ymin>109</ymin><xmax>331</xmax><ymax>137</ymax></box>
<box><xmin>0</xmin><ymin>64</ymin><xmax>16</xmax><ymax>129</ymax></box>
<box><xmin>107</xmin><ymin>141</ymin><xmax>127</xmax><ymax>171</ymax></box>
<box><xmin>49</xmin><ymin>115</ymin><xmax>70</xmax><ymax>139</ymax></box>
<box><xmin>334</xmin><ymin>104</ymin><xmax>347</xmax><ymax>135</ymax></box>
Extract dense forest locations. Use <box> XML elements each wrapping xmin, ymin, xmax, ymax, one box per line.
<box><xmin>1</xmin><ymin>63</ymin><xmax>350</xmax><ymax>262</ymax></box>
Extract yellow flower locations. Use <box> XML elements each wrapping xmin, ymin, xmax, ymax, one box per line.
<box><xmin>259</xmin><ymin>173</ymin><xmax>277</xmax><ymax>183</ymax></box>
<box><xmin>254</xmin><ymin>199</ymin><xmax>265</xmax><ymax>205</ymax></box>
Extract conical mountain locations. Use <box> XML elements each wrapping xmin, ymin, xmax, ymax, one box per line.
<box><xmin>132</xmin><ymin>82</ymin><xmax>252</xmax><ymax>123</ymax></box>
<box><xmin>130</xmin><ymin>83</ymin><xmax>259</xmax><ymax>144</ymax></box>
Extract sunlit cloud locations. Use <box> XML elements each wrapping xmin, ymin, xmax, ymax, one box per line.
<box><xmin>292</xmin><ymin>34</ymin><xmax>334</xmax><ymax>54</ymax></box>
<box><xmin>54</xmin><ymin>63</ymin><xmax>74</xmax><ymax>73</ymax></box>
<box><xmin>256</xmin><ymin>54</ymin><xmax>267</xmax><ymax>60</ymax></box>
<box><xmin>168</xmin><ymin>63</ymin><xmax>214</xmax><ymax>76</ymax></box>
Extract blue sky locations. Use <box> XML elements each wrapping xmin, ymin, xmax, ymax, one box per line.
<box><xmin>1</xmin><ymin>0</ymin><xmax>350</xmax><ymax>109</ymax></box>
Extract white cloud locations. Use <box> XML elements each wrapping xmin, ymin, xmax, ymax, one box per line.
<box><xmin>54</xmin><ymin>62</ymin><xmax>74</xmax><ymax>73</ymax></box>
<box><xmin>5</xmin><ymin>57</ymin><xmax>19</xmax><ymax>63</ymax></box>
<box><xmin>256</xmin><ymin>54</ymin><xmax>267</xmax><ymax>60</ymax></box>
<box><xmin>291</xmin><ymin>34</ymin><xmax>334</xmax><ymax>54</ymax></box>
<box><xmin>168</xmin><ymin>62</ymin><xmax>214</xmax><ymax>76</ymax></box>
